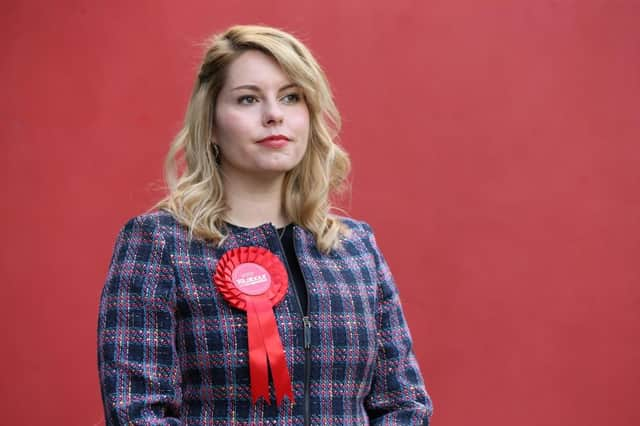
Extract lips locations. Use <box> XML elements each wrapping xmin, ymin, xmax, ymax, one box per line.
<box><xmin>257</xmin><ymin>134</ymin><xmax>290</xmax><ymax>148</ymax></box>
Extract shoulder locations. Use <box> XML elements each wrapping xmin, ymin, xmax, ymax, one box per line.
<box><xmin>332</xmin><ymin>215</ymin><xmax>379</xmax><ymax>249</ymax></box>
<box><xmin>105</xmin><ymin>211</ymin><xmax>179</xmax><ymax>298</ymax></box>
<box><xmin>117</xmin><ymin>209</ymin><xmax>182</xmax><ymax>242</ymax></box>
<box><xmin>335</xmin><ymin>215</ymin><xmax>372</xmax><ymax>233</ymax></box>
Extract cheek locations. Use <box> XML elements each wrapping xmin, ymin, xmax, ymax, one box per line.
<box><xmin>295</xmin><ymin>112</ymin><xmax>310</xmax><ymax>154</ymax></box>
<box><xmin>296</xmin><ymin>127</ymin><xmax>310</xmax><ymax>159</ymax></box>
<box><xmin>292</xmin><ymin>109</ymin><xmax>311</xmax><ymax>138</ymax></box>
<box><xmin>215</xmin><ymin>110</ymin><xmax>254</xmax><ymax>144</ymax></box>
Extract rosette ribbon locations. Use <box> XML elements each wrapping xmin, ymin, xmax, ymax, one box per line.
<box><xmin>213</xmin><ymin>246</ymin><xmax>293</xmax><ymax>405</ymax></box>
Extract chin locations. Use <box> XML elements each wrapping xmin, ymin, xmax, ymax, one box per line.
<box><xmin>222</xmin><ymin>155</ymin><xmax>303</xmax><ymax>180</ymax></box>
<box><xmin>257</xmin><ymin>158</ymin><xmax>302</xmax><ymax>173</ymax></box>
<box><xmin>262</xmin><ymin>165</ymin><xmax>298</xmax><ymax>176</ymax></box>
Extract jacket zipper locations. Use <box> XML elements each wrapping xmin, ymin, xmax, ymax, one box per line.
<box><xmin>275</xmin><ymin>226</ymin><xmax>311</xmax><ymax>426</ymax></box>
<box><xmin>302</xmin><ymin>315</ymin><xmax>311</xmax><ymax>426</ymax></box>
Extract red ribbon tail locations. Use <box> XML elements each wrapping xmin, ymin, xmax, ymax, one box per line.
<box><xmin>255</xmin><ymin>299</ymin><xmax>294</xmax><ymax>405</ymax></box>
<box><xmin>247</xmin><ymin>301</ymin><xmax>269</xmax><ymax>404</ymax></box>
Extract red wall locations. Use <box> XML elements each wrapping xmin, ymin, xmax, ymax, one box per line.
<box><xmin>2</xmin><ymin>1</ymin><xmax>638</xmax><ymax>424</ymax></box>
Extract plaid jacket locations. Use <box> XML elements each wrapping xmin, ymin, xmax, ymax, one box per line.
<box><xmin>98</xmin><ymin>211</ymin><xmax>433</xmax><ymax>425</ymax></box>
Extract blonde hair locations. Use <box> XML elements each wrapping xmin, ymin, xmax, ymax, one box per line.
<box><xmin>155</xmin><ymin>25</ymin><xmax>350</xmax><ymax>252</ymax></box>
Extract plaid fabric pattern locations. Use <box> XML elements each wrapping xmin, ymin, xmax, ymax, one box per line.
<box><xmin>98</xmin><ymin>211</ymin><xmax>433</xmax><ymax>425</ymax></box>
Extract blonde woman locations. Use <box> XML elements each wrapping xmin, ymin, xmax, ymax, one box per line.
<box><xmin>98</xmin><ymin>25</ymin><xmax>433</xmax><ymax>425</ymax></box>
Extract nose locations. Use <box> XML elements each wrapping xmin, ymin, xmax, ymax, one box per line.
<box><xmin>262</xmin><ymin>99</ymin><xmax>284</xmax><ymax>126</ymax></box>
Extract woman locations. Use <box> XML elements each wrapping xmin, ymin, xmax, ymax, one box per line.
<box><xmin>98</xmin><ymin>25</ymin><xmax>433</xmax><ymax>425</ymax></box>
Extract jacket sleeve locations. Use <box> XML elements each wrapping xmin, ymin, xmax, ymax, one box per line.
<box><xmin>362</xmin><ymin>224</ymin><xmax>434</xmax><ymax>425</ymax></box>
<box><xmin>98</xmin><ymin>216</ymin><xmax>182</xmax><ymax>425</ymax></box>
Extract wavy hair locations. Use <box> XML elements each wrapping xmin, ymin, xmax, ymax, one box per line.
<box><xmin>155</xmin><ymin>25</ymin><xmax>351</xmax><ymax>252</ymax></box>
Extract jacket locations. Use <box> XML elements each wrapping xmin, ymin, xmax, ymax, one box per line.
<box><xmin>98</xmin><ymin>210</ymin><xmax>433</xmax><ymax>425</ymax></box>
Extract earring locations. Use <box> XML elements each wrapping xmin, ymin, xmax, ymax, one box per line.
<box><xmin>212</xmin><ymin>143</ymin><xmax>221</xmax><ymax>164</ymax></box>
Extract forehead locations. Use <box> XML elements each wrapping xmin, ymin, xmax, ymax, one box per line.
<box><xmin>224</xmin><ymin>50</ymin><xmax>292</xmax><ymax>88</ymax></box>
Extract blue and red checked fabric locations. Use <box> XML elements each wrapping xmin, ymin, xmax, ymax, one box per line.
<box><xmin>98</xmin><ymin>210</ymin><xmax>433</xmax><ymax>425</ymax></box>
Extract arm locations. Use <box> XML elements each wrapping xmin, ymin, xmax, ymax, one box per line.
<box><xmin>98</xmin><ymin>216</ymin><xmax>182</xmax><ymax>425</ymax></box>
<box><xmin>362</xmin><ymin>224</ymin><xmax>434</xmax><ymax>425</ymax></box>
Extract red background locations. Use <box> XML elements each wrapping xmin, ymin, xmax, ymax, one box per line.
<box><xmin>2</xmin><ymin>1</ymin><xmax>639</xmax><ymax>425</ymax></box>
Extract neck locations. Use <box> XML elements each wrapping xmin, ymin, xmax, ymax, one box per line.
<box><xmin>221</xmin><ymin>169</ymin><xmax>289</xmax><ymax>229</ymax></box>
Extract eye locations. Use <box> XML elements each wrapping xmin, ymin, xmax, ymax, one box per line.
<box><xmin>281</xmin><ymin>92</ymin><xmax>302</xmax><ymax>104</ymax></box>
<box><xmin>238</xmin><ymin>95</ymin><xmax>258</xmax><ymax>105</ymax></box>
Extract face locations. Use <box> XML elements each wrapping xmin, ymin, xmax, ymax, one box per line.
<box><xmin>214</xmin><ymin>50</ymin><xmax>310</xmax><ymax>182</ymax></box>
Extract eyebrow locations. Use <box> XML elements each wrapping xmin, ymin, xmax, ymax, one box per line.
<box><xmin>230</xmin><ymin>83</ymin><xmax>300</xmax><ymax>92</ymax></box>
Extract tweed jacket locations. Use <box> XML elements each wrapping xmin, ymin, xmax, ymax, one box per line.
<box><xmin>98</xmin><ymin>210</ymin><xmax>433</xmax><ymax>425</ymax></box>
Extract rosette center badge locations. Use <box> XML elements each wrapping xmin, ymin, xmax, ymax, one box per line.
<box><xmin>232</xmin><ymin>263</ymin><xmax>271</xmax><ymax>295</ymax></box>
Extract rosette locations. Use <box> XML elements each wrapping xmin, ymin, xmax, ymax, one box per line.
<box><xmin>213</xmin><ymin>246</ymin><xmax>293</xmax><ymax>405</ymax></box>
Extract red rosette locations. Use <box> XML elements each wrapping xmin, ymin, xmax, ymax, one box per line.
<box><xmin>213</xmin><ymin>246</ymin><xmax>293</xmax><ymax>405</ymax></box>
